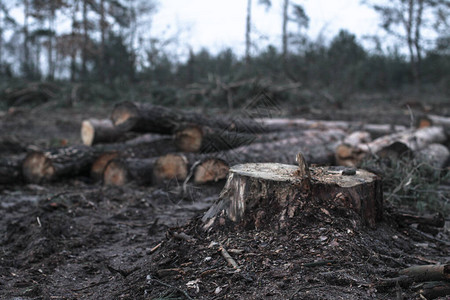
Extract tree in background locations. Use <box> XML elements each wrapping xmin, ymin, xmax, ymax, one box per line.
<box><xmin>367</xmin><ymin>0</ymin><xmax>450</xmax><ymax>86</ymax></box>
<box><xmin>245</xmin><ymin>0</ymin><xmax>271</xmax><ymax>65</ymax></box>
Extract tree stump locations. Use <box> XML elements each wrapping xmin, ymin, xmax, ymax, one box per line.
<box><xmin>203</xmin><ymin>161</ymin><xmax>383</xmax><ymax>230</ymax></box>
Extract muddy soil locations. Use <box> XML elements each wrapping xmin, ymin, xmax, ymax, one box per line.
<box><xmin>0</xmin><ymin>102</ymin><xmax>449</xmax><ymax>299</ymax></box>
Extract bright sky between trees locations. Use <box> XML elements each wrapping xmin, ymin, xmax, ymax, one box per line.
<box><xmin>151</xmin><ymin>0</ymin><xmax>383</xmax><ymax>57</ymax></box>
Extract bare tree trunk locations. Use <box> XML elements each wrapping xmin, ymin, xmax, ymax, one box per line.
<box><xmin>405</xmin><ymin>0</ymin><xmax>420</xmax><ymax>86</ymax></box>
<box><xmin>0</xmin><ymin>0</ymin><xmax>3</xmax><ymax>74</ymax></box>
<box><xmin>82</xmin><ymin>0</ymin><xmax>88</xmax><ymax>78</ymax></box>
<box><xmin>70</xmin><ymin>1</ymin><xmax>78</xmax><ymax>81</ymax></box>
<box><xmin>414</xmin><ymin>0</ymin><xmax>424</xmax><ymax>86</ymax></box>
<box><xmin>23</xmin><ymin>0</ymin><xmax>31</xmax><ymax>78</ymax></box>
<box><xmin>47</xmin><ymin>0</ymin><xmax>55</xmax><ymax>80</ymax></box>
<box><xmin>282</xmin><ymin>0</ymin><xmax>289</xmax><ymax>67</ymax></box>
<box><xmin>245</xmin><ymin>0</ymin><xmax>252</xmax><ymax>65</ymax></box>
<box><xmin>99</xmin><ymin>0</ymin><xmax>106</xmax><ymax>82</ymax></box>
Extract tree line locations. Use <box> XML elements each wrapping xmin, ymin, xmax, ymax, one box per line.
<box><xmin>0</xmin><ymin>0</ymin><xmax>449</xmax><ymax>107</ymax></box>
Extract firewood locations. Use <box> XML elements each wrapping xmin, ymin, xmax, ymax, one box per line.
<box><xmin>335</xmin><ymin>126</ymin><xmax>447</xmax><ymax>167</ymax></box>
<box><xmin>418</xmin><ymin>114</ymin><xmax>450</xmax><ymax>131</ymax></box>
<box><xmin>81</xmin><ymin>119</ymin><xmax>124</xmax><ymax>146</ymax></box>
<box><xmin>203</xmin><ymin>160</ymin><xmax>383</xmax><ymax>230</ymax></box>
<box><xmin>22</xmin><ymin>146</ymin><xmax>99</xmax><ymax>183</ymax></box>
<box><xmin>110</xmin><ymin>101</ymin><xmax>270</xmax><ymax>134</ymax></box>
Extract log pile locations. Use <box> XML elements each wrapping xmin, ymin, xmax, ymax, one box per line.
<box><xmin>1</xmin><ymin>101</ymin><xmax>449</xmax><ymax>190</ymax></box>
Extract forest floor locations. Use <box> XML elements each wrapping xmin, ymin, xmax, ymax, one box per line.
<box><xmin>0</xmin><ymin>97</ymin><xmax>449</xmax><ymax>299</ymax></box>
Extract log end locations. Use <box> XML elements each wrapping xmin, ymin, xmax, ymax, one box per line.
<box><xmin>22</xmin><ymin>152</ymin><xmax>54</xmax><ymax>183</ymax></box>
<box><xmin>91</xmin><ymin>152</ymin><xmax>120</xmax><ymax>182</ymax></box>
<box><xmin>111</xmin><ymin>102</ymin><xmax>138</xmax><ymax>130</ymax></box>
<box><xmin>103</xmin><ymin>159</ymin><xmax>127</xmax><ymax>186</ymax></box>
<box><xmin>153</xmin><ymin>154</ymin><xmax>188</xmax><ymax>183</ymax></box>
<box><xmin>174</xmin><ymin>125</ymin><xmax>203</xmax><ymax>153</ymax></box>
<box><xmin>81</xmin><ymin>120</ymin><xmax>95</xmax><ymax>146</ymax></box>
<box><xmin>194</xmin><ymin>158</ymin><xmax>230</xmax><ymax>184</ymax></box>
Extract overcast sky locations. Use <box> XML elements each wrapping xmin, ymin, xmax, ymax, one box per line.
<box><xmin>151</xmin><ymin>0</ymin><xmax>383</xmax><ymax>58</ymax></box>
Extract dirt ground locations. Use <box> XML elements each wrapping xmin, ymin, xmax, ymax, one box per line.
<box><xmin>0</xmin><ymin>100</ymin><xmax>449</xmax><ymax>299</ymax></box>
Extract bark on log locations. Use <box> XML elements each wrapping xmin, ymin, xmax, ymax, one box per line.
<box><xmin>416</xmin><ymin>143</ymin><xmax>450</xmax><ymax>169</ymax></box>
<box><xmin>103</xmin><ymin>157</ymin><xmax>156</xmax><ymax>186</ymax></box>
<box><xmin>399</xmin><ymin>264</ymin><xmax>450</xmax><ymax>282</ymax></box>
<box><xmin>103</xmin><ymin>154</ymin><xmax>188</xmax><ymax>186</ymax></box>
<box><xmin>174</xmin><ymin>125</ymin><xmax>256</xmax><ymax>153</ymax></box>
<box><xmin>0</xmin><ymin>156</ymin><xmax>23</xmax><ymax>184</ymax></box>
<box><xmin>418</xmin><ymin>114</ymin><xmax>450</xmax><ymax>133</ymax></box>
<box><xmin>391</xmin><ymin>211</ymin><xmax>445</xmax><ymax>228</ymax></box>
<box><xmin>81</xmin><ymin>119</ymin><xmax>124</xmax><ymax>146</ymax></box>
<box><xmin>0</xmin><ymin>136</ymin><xmax>27</xmax><ymax>154</ymax></box>
<box><xmin>190</xmin><ymin>157</ymin><xmax>230</xmax><ymax>184</ymax></box>
<box><xmin>22</xmin><ymin>146</ymin><xmax>99</xmax><ymax>183</ymax></box>
<box><xmin>256</xmin><ymin>118</ymin><xmax>407</xmax><ymax>138</ymax></box>
<box><xmin>89</xmin><ymin>136</ymin><xmax>176</xmax><ymax>182</ymax></box>
<box><xmin>336</xmin><ymin>127</ymin><xmax>447</xmax><ymax>167</ymax></box>
<box><xmin>203</xmin><ymin>162</ymin><xmax>382</xmax><ymax>229</ymax></box>
<box><xmin>419</xmin><ymin>281</ymin><xmax>450</xmax><ymax>300</ymax></box>
<box><xmin>180</xmin><ymin>128</ymin><xmax>346</xmax><ymax>185</ymax></box>
<box><xmin>90</xmin><ymin>151</ymin><xmax>120</xmax><ymax>182</ymax></box>
<box><xmin>110</xmin><ymin>101</ymin><xmax>270</xmax><ymax>134</ymax></box>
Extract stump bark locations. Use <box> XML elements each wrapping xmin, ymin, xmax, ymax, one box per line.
<box><xmin>203</xmin><ymin>162</ymin><xmax>382</xmax><ymax>229</ymax></box>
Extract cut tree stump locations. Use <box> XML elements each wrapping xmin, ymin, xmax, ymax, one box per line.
<box><xmin>22</xmin><ymin>146</ymin><xmax>99</xmax><ymax>183</ymax></box>
<box><xmin>81</xmin><ymin>119</ymin><xmax>124</xmax><ymax>146</ymax></box>
<box><xmin>335</xmin><ymin>126</ymin><xmax>447</xmax><ymax>167</ymax></box>
<box><xmin>110</xmin><ymin>101</ymin><xmax>270</xmax><ymax>134</ymax></box>
<box><xmin>203</xmin><ymin>159</ymin><xmax>383</xmax><ymax>230</ymax></box>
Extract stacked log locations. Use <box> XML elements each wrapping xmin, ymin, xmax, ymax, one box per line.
<box><xmin>103</xmin><ymin>154</ymin><xmax>188</xmax><ymax>186</ymax></box>
<box><xmin>110</xmin><ymin>101</ymin><xmax>270</xmax><ymax>134</ymax></box>
<box><xmin>22</xmin><ymin>146</ymin><xmax>99</xmax><ymax>183</ymax></box>
<box><xmin>81</xmin><ymin>119</ymin><xmax>124</xmax><ymax>146</ymax></box>
<box><xmin>336</xmin><ymin>126</ymin><xmax>447</xmax><ymax>167</ymax></box>
<box><xmin>0</xmin><ymin>156</ymin><xmax>23</xmax><ymax>185</ymax></box>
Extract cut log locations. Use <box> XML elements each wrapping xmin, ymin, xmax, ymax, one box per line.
<box><xmin>111</xmin><ymin>101</ymin><xmax>270</xmax><ymax>134</ymax></box>
<box><xmin>103</xmin><ymin>157</ymin><xmax>156</xmax><ymax>186</ymax></box>
<box><xmin>180</xmin><ymin>128</ymin><xmax>346</xmax><ymax>185</ymax></box>
<box><xmin>174</xmin><ymin>124</ymin><xmax>256</xmax><ymax>153</ymax></box>
<box><xmin>103</xmin><ymin>154</ymin><xmax>188</xmax><ymax>186</ymax></box>
<box><xmin>419</xmin><ymin>281</ymin><xmax>450</xmax><ymax>300</ymax></box>
<box><xmin>418</xmin><ymin>114</ymin><xmax>450</xmax><ymax>132</ymax></box>
<box><xmin>335</xmin><ymin>126</ymin><xmax>447</xmax><ymax>167</ymax></box>
<box><xmin>153</xmin><ymin>154</ymin><xmax>188</xmax><ymax>184</ymax></box>
<box><xmin>202</xmin><ymin>161</ymin><xmax>383</xmax><ymax>229</ymax></box>
<box><xmin>191</xmin><ymin>157</ymin><xmax>230</xmax><ymax>185</ymax></box>
<box><xmin>392</xmin><ymin>211</ymin><xmax>445</xmax><ymax>228</ymax></box>
<box><xmin>256</xmin><ymin>118</ymin><xmax>407</xmax><ymax>138</ymax></box>
<box><xmin>90</xmin><ymin>151</ymin><xmax>120</xmax><ymax>182</ymax></box>
<box><xmin>22</xmin><ymin>146</ymin><xmax>98</xmax><ymax>183</ymax></box>
<box><xmin>81</xmin><ymin>119</ymin><xmax>124</xmax><ymax>146</ymax></box>
<box><xmin>416</xmin><ymin>143</ymin><xmax>450</xmax><ymax>169</ymax></box>
<box><xmin>0</xmin><ymin>156</ymin><xmax>23</xmax><ymax>185</ymax></box>
<box><xmin>0</xmin><ymin>136</ymin><xmax>27</xmax><ymax>154</ymax></box>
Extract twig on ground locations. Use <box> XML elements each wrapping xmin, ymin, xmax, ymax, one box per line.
<box><xmin>219</xmin><ymin>243</ymin><xmax>240</xmax><ymax>270</ymax></box>
<box><xmin>146</xmin><ymin>275</ymin><xmax>194</xmax><ymax>300</ymax></box>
